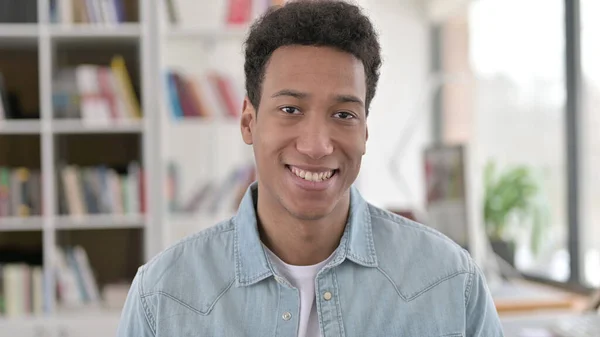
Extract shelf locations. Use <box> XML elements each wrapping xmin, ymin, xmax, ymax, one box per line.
<box><xmin>52</xmin><ymin>119</ymin><xmax>143</xmax><ymax>134</ymax></box>
<box><xmin>0</xmin><ymin>24</ymin><xmax>38</xmax><ymax>38</ymax></box>
<box><xmin>164</xmin><ymin>27</ymin><xmax>248</xmax><ymax>40</ymax></box>
<box><xmin>50</xmin><ymin>24</ymin><xmax>141</xmax><ymax>41</ymax></box>
<box><xmin>168</xmin><ymin>118</ymin><xmax>240</xmax><ymax>126</ymax></box>
<box><xmin>0</xmin><ymin>214</ymin><xmax>145</xmax><ymax>231</ymax></box>
<box><xmin>0</xmin><ymin>217</ymin><xmax>44</xmax><ymax>232</ymax></box>
<box><xmin>54</xmin><ymin>214</ymin><xmax>145</xmax><ymax>230</ymax></box>
<box><xmin>0</xmin><ymin>120</ymin><xmax>42</xmax><ymax>134</ymax></box>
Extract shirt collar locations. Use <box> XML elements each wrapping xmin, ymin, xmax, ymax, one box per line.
<box><xmin>233</xmin><ymin>182</ymin><xmax>378</xmax><ymax>287</ymax></box>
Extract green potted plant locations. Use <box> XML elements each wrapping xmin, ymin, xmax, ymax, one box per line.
<box><xmin>483</xmin><ymin>161</ymin><xmax>547</xmax><ymax>266</ymax></box>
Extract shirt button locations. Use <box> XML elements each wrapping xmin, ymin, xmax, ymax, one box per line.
<box><xmin>282</xmin><ymin>312</ymin><xmax>292</xmax><ymax>321</ymax></box>
<box><xmin>323</xmin><ymin>291</ymin><xmax>333</xmax><ymax>301</ymax></box>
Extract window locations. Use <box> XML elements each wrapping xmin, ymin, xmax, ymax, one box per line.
<box><xmin>468</xmin><ymin>0</ymin><xmax>568</xmax><ymax>281</ymax></box>
<box><xmin>580</xmin><ymin>0</ymin><xmax>600</xmax><ymax>287</ymax></box>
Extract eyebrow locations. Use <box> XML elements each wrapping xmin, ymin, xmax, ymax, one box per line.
<box><xmin>271</xmin><ymin>89</ymin><xmax>364</xmax><ymax>106</ymax></box>
<box><xmin>271</xmin><ymin>89</ymin><xmax>308</xmax><ymax>99</ymax></box>
<box><xmin>335</xmin><ymin>94</ymin><xmax>364</xmax><ymax>106</ymax></box>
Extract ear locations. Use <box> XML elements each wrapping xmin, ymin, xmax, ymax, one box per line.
<box><xmin>241</xmin><ymin>96</ymin><xmax>256</xmax><ymax>145</ymax></box>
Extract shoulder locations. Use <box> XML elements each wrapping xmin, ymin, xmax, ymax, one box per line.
<box><xmin>136</xmin><ymin>219</ymin><xmax>236</xmax><ymax>314</ymax></box>
<box><xmin>368</xmin><ymin>204</ymin><xmax>474</xmax><ymax>299</ymax></box>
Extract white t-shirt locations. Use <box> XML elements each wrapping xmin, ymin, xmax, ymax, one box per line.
<box><xmin>264</xmin><ymin>247</ymin><xmax>335</xmax><ymax>337</ymax></box>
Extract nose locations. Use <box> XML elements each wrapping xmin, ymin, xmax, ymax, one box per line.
<box><xmin>296</xmin><ymin>118</ymin><xmax>334</xmax><ymax>160</ymax></box>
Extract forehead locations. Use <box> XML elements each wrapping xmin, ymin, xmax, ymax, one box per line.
<box><xmin>262</xmin><ymin>45</ymin><xmax>366</xmax><ymax>94</ymax></box>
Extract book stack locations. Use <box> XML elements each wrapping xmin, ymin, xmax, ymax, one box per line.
<box><xmin>165</xmin><ymin>70</ymin><xmax>241</xmax><ymax>120</ymax></box>
<box><xmin>168</xmin><ymin>162</ymin><xmax>255</xmax><ymax>214</ymax></box>
<box><xmin>58</xmin><ymin>162</ymin><xmax>145</xmax><ymax>217</ymax></box>
<box><xmin>0</xmin><ymin>264</ymin><xmax>44</xmax><ymax>317</ymax></box>
<box><xmin>53</xmin><ymin>55</ymin><xmax>142</xmax><ymax>125</ymax></box>
<box><xmin>0</xmin><ymin>0</ymin><xmax>38</xmax><ymax>23</ymax></box>
<box><xmin>54</xmin><ymin>245</ymin><xmax>101</xmax><ymax>308</ymax></box>
<box><xmin>0</xmin><ymin>167</ymin><xmax>43</xmax><ymax>218</ymax></box>
<box><xmin>50</xmin><ymin>0</ymin><xmax>128</xmax><ymax>24</ymax></box>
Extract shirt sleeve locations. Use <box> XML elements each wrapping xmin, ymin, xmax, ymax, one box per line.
<box><xmin>465</xmin><ymin>259</ymin><xmax>505</xmax><ymax>337</ymax></box>
<box><xmin>116</xmin><ymin>268</ymin><xmax>156</xmax><ymax>337</ymax></box>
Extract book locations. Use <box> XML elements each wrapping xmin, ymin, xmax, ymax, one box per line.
<box><xmin>0</xmin><ymin>73</ymin><xmax>6</xmax><ymax>120</ymax></box>
<box><xmin>58</xmin><ymin>0</ymin><xmax>74</xmax><ymax>24</ymax></box>
<box><xmin>75</xmin><ymin>65</ymin><xmax>112</xmax><ymax>125</ymax></box>
<box><xmin>0</xmin><ymin>167</ymin><xmax>10</xmax><ymax>217</ymax></box>
<box><xmin>0</xmin><ymin>262</ymin><xmax>44</xmax><ymax>317</ymax></box>
<box><xmin>53</xmin><ymin>245</ymin><xmax>100</xmax><ymax>308</ymax></box>
<box><xmin>165</xmin><ymin>69</ymin><xmax>241</xmax><ymax>120</ymax></box>
<box><xmin>110</xmin><ymin>55</ymin><xmax>142</xmax><ymax>119</ymax></box>
<box><xmin>166</xmin><ymin>71</ymin><xmax>184</xmax><ymax>119</ymax></box>
<box><xmin>208</xmin><ymin>72</ymin><xmax>241</xmax><ymax>118</ymax></box>
<box><xmin>227</xmin><ymin>0</ymin><xmax>253</xmax><ymax>25</ymax></box>
<box><xmin>172</xmin><ymin>163</ymin><xmax>255</xmax><ymax>215</ymax></box>
<box><xmin>58</xmin><ymin>164</ymin><xmax>143</xmax><ymax>217</ymax></box>
<box><xmin>53</xmin><ymin>62</ymin><xmax>141</xmax><ymax>123</ymax></box>
<box><xmin>54</xmin><ymin>246</ymin><xmax>84</xmax><ymax>308</ymax></box>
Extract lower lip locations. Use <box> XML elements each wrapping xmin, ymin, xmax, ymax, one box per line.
<box><xmin>286</xmin><ymin>166</ymin><xmax>337</xmax><ymax>192</ymax></box>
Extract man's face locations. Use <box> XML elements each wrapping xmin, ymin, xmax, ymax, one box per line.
<box><xmin>241</xmin><ymin>45</ymin><xmax>368</xmax><ymax>221</ymax></box>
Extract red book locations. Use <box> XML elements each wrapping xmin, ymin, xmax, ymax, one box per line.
<box><xmin>173</xmin><ymin>72</ymin><xmax>198</xmax><ymax>117</ymax></box>
<box><xmin>227</xmin><ymin>0</ymin><xmax>252</xmax><ymax>25</ymax></box>
<box><xmin>209</xmin><ymin>73</ymin><xmax>240</xmax><ymax>118</ymax></box>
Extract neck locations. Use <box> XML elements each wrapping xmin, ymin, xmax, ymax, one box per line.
<box><xmin>257</xmin><ymin>187</ymin><xmax>350</xmax><ymax>266</ymax></box>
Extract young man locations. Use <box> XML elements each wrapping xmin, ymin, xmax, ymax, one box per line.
<box><xmin>117</xmin><ymin>1</ymin><xmax>504</xmax><ymax>336</ymax></box>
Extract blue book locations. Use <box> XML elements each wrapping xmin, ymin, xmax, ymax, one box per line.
<box><xmin>166</xmin><ymin>72</ymin><xmax>184</xmax><ymax>119</ymax></box>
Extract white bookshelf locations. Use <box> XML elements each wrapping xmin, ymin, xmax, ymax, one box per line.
<box><xmin>51</xmin><ymin>119</ymin><xmax>144</xmax><ymax>134</ymax></box>
<box><xmin>0</xmin><ymin>24</ymin><xmax>39</xmax><ymax>38</ymax></box>
<box><xmin>0</xmin><ymin>215</ymin><xmax>145</xmax><ymax>231</ymax></box>
<box><xmin>0</xmin><ymin>0</ymin><xmax>159</xmax><ymax>333</ymax></box>
<box><xmin>49</xmin><ymin>23</ymin><xmax>142</xmax><ymax>40</ymax></box>
<box><xmin>54</xmin><ymin>214</ymin><xmax>146</xmax><ymax>230</ymax></box>
<box><xmin>0</xmin><ymin>0</ymin><xmax>261</xmax><ymax>332</ymax></box>
<box><xmin>165</xmin><ymin>26</ymin><xmax>247</xmax><ymax>40</ymax></box>
<box><xmin>0</xmin><ymin>217</ymin><xmax>44</xmax><ymax>231</ymax></box>
<box><xmin>0</xmin><ymin>120</ymin><xmax>42</xmax><ymax>134</ymax></box>
<box><xmin>154</xmin><ymin>1</ymin><xmax>256</xmax><ymax>249</ymax></box>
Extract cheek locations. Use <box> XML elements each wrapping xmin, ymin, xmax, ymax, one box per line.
<box><xmin>342</xmin><ymin>132</ymin><xmax>367</xmax><ymax>158</ymax></box>
<box><xmin>253</xmin><ymin>125</ymin><xmax>291</xmax><ymax>160</ymax></box>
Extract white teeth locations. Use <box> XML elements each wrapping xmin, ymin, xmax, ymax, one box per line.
<box><xmin>290</xmin><ymin>166</ymin><xmax>335</xmax><ymax>182</ymax></box>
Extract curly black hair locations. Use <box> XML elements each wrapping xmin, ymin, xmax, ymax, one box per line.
<box><xmin>244</xmin><ymin>0</ymin><xmax>382</xmax><ymax>115</ymax></box>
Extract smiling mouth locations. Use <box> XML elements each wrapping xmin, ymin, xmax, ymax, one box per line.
<box><xmin>286</xmin><ymin>165</ymin><xmax>338</xmax><ymax>182</ymax></box>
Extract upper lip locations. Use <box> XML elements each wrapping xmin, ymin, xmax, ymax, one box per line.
<box><xmin>287</xmin><ymin>164</ymin><xmax>338</xmax><ymax>172</ymax></box>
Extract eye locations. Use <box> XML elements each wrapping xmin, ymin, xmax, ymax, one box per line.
<box><xmin>334</xmin><ymin>111</ymin><xmax>356</xmax><ymax>120</ymax></box>
<box><xmin>281</xmin><ymin>106</ymin><xmax>300</xmax><ymax>114</ymax></box>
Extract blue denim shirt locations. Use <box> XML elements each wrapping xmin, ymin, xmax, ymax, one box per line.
<box><xmin>117</xmin><ymin>183</ymin><xmax>504</xmax><ymax>336</ymax></box>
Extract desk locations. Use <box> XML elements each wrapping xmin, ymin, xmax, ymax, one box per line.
<box><xmin>500</xmin><ymin>311</ymin><xmax>580</xmax><ymax>337</ymax></box>
<box><xmin>492</xmin><ymin>280</ymin><xmax>586</xmax><ymax>314</ymax></box>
